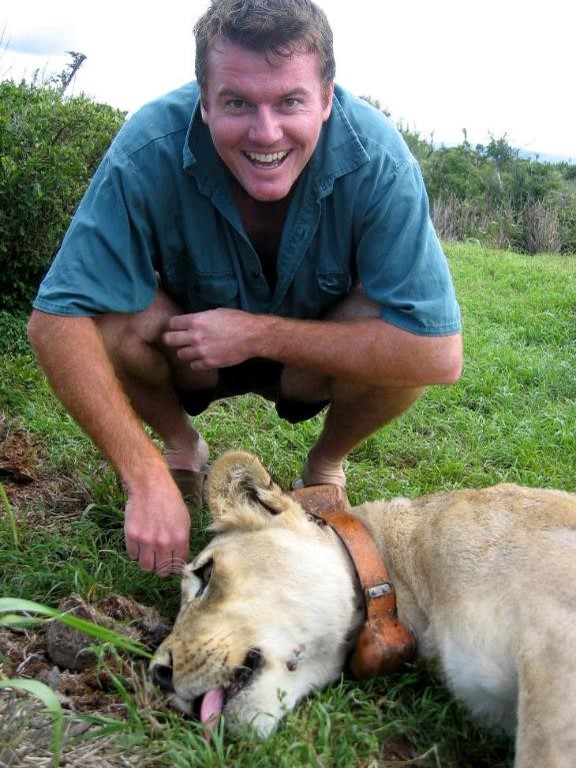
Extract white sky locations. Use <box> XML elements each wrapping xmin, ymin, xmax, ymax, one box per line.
<box><xmin>1</xmin><ymin>0</ymin><xmax>574</xmax><ymax>160</ymax></box>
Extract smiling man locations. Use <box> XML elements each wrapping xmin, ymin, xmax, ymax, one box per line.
<box><xmin>27</xmin><ymin>0</ymin><xmax>462</xmax><ymax>576</ymax></box>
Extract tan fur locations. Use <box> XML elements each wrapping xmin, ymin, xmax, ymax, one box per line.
<box><xmin>151</xmin><ymin>452</ymin><xmax>576</xmax><ymax>766</ymax></box>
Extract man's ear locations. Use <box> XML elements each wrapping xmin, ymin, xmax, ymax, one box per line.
<box><xmin>206</xmin><ymin>451</ymin><xmax>296</xmax><ymax>531</ymax></box>
<box><xmin>200</xmin><ymin>93</ymin><xmax>209</xmax><ymax>124</ymax></box>
<box><xmin>322</xmin><ymin>80</ymin><xmax>334</xmax><ymax>121</ymax></box>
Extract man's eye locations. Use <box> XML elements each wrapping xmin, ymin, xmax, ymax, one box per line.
<box><xmin>227</xmin><ymin>99</ymin><xmax>247</xmax><ymax>110</ymax></box>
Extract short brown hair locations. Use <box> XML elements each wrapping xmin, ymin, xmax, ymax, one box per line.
<box><xmin>194</xmin><ymin>0</ymin><xmax>335</xmax><ymax>90</ymax></box>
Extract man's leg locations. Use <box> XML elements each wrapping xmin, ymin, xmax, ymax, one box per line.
<box><xmin>281</xmin><ymin>287</ymin><xmax>426</xmax><ymax>487</ymax></box>
<box><xmin>298</xmin><ymin>383</ymin><xmax>424</xmax><ymax>487</ymax></box>
<box><xmin>94</xmin><ymin>291</ymin><xmax>212</xmax><ymax>474</ymax></box>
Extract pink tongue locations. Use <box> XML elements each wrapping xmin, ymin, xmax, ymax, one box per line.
<box><xmin>199</xmin><ymin>687</ymin><xmax>225</xmax><ymax>728</ymax></box>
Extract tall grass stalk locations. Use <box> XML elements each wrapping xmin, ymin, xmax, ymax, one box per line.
<box><xmin>0</xmin><ymin>480</ymin><xmax>19</xmax><ymax>549</ymax></box>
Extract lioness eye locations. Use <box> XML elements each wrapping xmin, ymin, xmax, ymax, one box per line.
<box><xmin>192</xmin><ymin>558</ymin><xmax>213</xmax><ymax>597</ymax></box>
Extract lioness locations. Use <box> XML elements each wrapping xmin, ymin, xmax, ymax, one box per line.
<box><xmin>150</xmin><ymin>451</ymin><xmax>576</xmax><ymax>767</ymax></box>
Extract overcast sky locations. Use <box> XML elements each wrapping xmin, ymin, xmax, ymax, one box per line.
<box><xmin>1</xmin><ymin>0</ymin><xmax>574</xmax><ymax>160</ymax></box>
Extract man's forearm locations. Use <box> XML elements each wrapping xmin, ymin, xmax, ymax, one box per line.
<box><xmin>163</xmin><ymin>306</ymin><xmax>462</xmax><ymax>387</ymax></box>
<box><xmin>27</xmin><ymin>311</ymin><xmax>169</xmax><ymax>491</ymax></box>
<box><xmin>256</xmin><ymin>315</ymin><xmax>463</xmax><ymax>388</ymax></box>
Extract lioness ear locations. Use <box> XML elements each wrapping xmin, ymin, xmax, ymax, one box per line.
<box><xmin>206</xmin><ymin>451</ymin><xmax>296</xmax><ymax>531</ymax></box>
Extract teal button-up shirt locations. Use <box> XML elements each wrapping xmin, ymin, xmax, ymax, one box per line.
<box><xmin>34</xmin><ymin>82</ymin><xmax>460</xmax><ymax>336</ymax></box>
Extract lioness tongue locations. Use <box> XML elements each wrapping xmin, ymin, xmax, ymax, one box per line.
<box><xmin>199</xmin><ymin>687</ymin><xmax>225</xmax><ymax>728</ymax></box>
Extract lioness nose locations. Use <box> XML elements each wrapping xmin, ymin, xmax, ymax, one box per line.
<box><xmin>151</xmin><ymin>659</ymin><xmax>174</xmax><ymax>692</ymax></box>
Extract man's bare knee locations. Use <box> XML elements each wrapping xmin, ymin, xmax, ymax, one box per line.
<box><xmin>93</xmin><ymin>295</ymin><xmax>217</xmax><ymax>393</ymax></box>
<box><xmin>332</xmin><ymin>382</ymin><xmax>426</xmax><ymax>418</ymax></box>
<box><xmin>92</xmin><ymin>291</ymin><xmax>181</xmax><ymax>382</ymax></box>
<box><xmin>324</xmin><ymin>284</ymin><xmax>380</xmax><ymax>322</ymax></box>
<box><xmin>94</xmin><ymin>289</ymin><xmax>182</xmax><ymax>348</ymax></box>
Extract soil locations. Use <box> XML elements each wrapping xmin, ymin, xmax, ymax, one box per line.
<box><xmin>0</xmin><ymin>593</ymin><xmax>174</xmax><ymax>767</ymax></box>
<box><xmin>0</xmin><ymin>594</ymin><xmax>170</xmax><ymax>705</ymax></box>
<box><xmin>0</xmin><ymin>421</ymin><xmax>89</xmax><ymax>526</ymax></box>
<box><xmin>0</xmin><ymin>425</ymin><xmax>174</xmax><ymax>766</ymax></box>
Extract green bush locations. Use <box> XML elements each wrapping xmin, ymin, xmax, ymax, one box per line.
<box><xmin>500</xmin><ymin>159</ymin><xmax>564</xmax><ymax>209</ymax></box>
<box><xmin>0</xmin><ymin>80</ymin><xmax>125</xmax><ymax>312</ymax></box>
<box><xmin>0</xmin><ymin>310</ymin><xmax>29</xmax><ymax>355</ymax></box>
<box><xmin>555</xmin><ymin>192</ymin><xmax>576</xmax><ymax>254</ymax></box>
<box><xmin>422</xmin><ymin>145</ymin><xmax>492</xmax><ymax>202</ymax></box>
<box><xmin>422</xmin><ymin>140</ymin><xmax>574</xmax><ymax>254</ymax></box>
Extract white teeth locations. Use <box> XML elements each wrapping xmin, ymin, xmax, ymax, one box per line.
<box><xmin>246</xmin><ymin>151</ymin><xmax>288</xmax><ymax>163</ymax></box>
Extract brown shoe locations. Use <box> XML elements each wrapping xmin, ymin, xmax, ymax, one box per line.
<box><xmin>170</xmin><ymin>467</ymin><xmax>209</xmax><ymax>508</ymax></box>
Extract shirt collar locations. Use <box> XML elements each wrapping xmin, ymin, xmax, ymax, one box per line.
<box><xmin>308</xmin><ymin>86</ymin><xmax>370</xmax><ymax>197</ymax></box>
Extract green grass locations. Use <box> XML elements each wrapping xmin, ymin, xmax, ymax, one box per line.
<box><xmin>1</xmin><ymin>242</ymin><xmax>575</xmax><ymax>766</ymax></box>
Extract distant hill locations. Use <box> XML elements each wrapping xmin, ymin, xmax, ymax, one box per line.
<box><xmin>431</xmin><ymin>139</ymin><xmax>575</xmax><ymax>166</ymax></box>
<box><xmin>517</xmin><ymin>149</ymin><xmax>575</xmax><ymax>165</ymax></box>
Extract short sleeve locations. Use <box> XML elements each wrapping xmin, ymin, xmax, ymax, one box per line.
<box><xmin>356</xmin><ymin>157</ymin><xmax>461</xmax><ymax>336</ymax></box>
<box><xmin>33</xmin><ymin>143</ymin><xmax>159</xmax><ymax>316</ymax></box>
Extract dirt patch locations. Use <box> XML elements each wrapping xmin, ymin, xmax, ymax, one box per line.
<box><xmin>1</xmin><ymin>593</ymin><xmax>171</xmax><ymax>695</ymax></box>
<box><xmin>0</xmin><ymin>424</ymin><xmax>175</xmax><ymax>764</ymax></box>
<box><xmin>0</xmin><ymin>427</ymin><xmax>41</xmax><ymax>485</ymax></box>
<box><xmin>43</xmin><ymin>593</ymin><xmax>172</xmax><ymax>672</ymax></box>
<box><xmin>0</xmin><ymin>594</ymin><xmax>173</xmax><ymax>767</ymax></box>
<box><xmin>0</xmin><ymin>421</ymin><xmax>92</xmax><ymax>526</ymax></box>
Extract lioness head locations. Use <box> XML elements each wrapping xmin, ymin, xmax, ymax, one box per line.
<box><xmin>150</xmin><ymin>451</ymin><xmax>362</xmax><ymax>736</ymax></box>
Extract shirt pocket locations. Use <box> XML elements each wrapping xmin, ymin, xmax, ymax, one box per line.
<box><xmin>316</xmin><ymin>270</ymin><xmax>351</xmax><ymax>298</ymax></box>
<box><xmin>187</xmin><ymin>271</ymin><xmax>240</xmax><ymax>311</ymax></box>
<box><xmin>300</xmin><ymin>270</ymin><xmax>351</xmax><ymax>317</ymax></box>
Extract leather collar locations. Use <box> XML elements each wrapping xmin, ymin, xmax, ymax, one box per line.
<box><xmin>291</xmin><ymin>484</ymin><xmax>416</xmax><ymax>679</ymax></box>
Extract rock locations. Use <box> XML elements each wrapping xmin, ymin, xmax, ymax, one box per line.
<box><xmin>45</xmin><ymin>593</ymin><xmax>172</xmax><ymax>672</ymax></box>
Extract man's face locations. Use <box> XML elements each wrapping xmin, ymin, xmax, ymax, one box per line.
<box><xmin>201</xmin><ymin>38</ymin><xmax>334</xmax><ymax>202</ymax></box>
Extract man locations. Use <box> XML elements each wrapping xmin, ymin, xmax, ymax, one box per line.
<box><xmin>27</xmin><ymin>0</ymin><xmax>462</xmax><ymax>577</ymax></box>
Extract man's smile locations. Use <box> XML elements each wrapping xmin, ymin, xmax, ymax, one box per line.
<box><xmin>244</xmin><ymin>150</ymin><xmax>291</xmax><ymax>168</ymax></box>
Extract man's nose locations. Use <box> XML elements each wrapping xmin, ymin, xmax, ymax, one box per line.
<box><xmin>248</xmin><ymin>106</ymin><xmax>283</xmax><ymax>145</ymax></box>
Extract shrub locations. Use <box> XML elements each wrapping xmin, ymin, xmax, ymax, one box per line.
<box><xmin>0</xmin><ymin>80</ymin><xmax>125</xmax><ymax>312</ymax></box>
<box><xmin>521</xmin><ymin>200</ymin><xmax>562</xmax><ymax>255</ymax></box>
<box><xmin>431</xmin><ymin>196</ymin><xmax>521</xmax><ymax>251</ymax></box>
<box><xmin>423</xmin><ymin>146</ymin><xmax>491</xmax><ymax>202</ymax></box>
<box><xmin>0</xmin><ymin>310</ymin><xmax>29</xmax><ymax>355</ymax></box>
<box><xmin>554</xmin><ymin>193</ymin><xmax>576</xmax><ymax>254</ymax></box>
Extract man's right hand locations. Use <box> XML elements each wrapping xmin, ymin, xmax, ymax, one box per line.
<box><xmin>124</xmin><ymin>478</ymin><xmax>191</xmax><ymax>577</ymax></box>
<box><xmin>27</xmin><ymin>311</ymin><xmax>194</xmax><ymax>577</ymax></box>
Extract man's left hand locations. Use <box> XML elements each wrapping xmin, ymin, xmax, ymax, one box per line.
<box><xmin>163</xmin><ymin>308</ymin><xmax>266</xmax><ymax>369</ymax></box>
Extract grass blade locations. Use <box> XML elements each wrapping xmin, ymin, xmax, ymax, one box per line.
<box><xmin>0</xmin><ymin>678</ymin><xmax>63</xmax><ymax>767</ymax></box>
<box><xmin>0</xmin><ymin>481</ymin><xmax>19</xmax><ymax>549</ymax></box>
<box><xmin>0</xmin><ymin>597</ymin><xmax>152</xmax><ymax>658</ymax></box>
